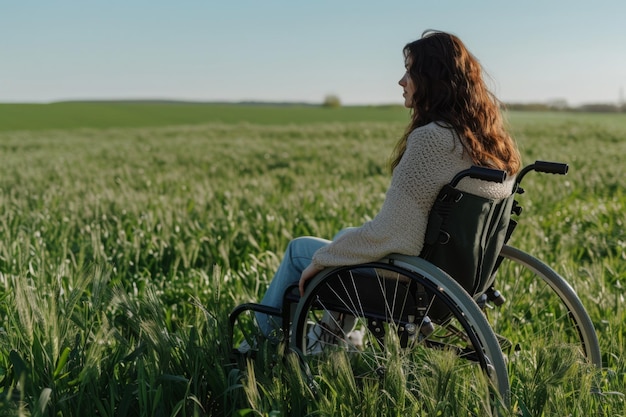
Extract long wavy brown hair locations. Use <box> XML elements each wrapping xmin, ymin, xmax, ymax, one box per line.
<box><xmin>390</xmin><ymin>30</ymin><xmax>521</xmax><ymax>175</ymax></box>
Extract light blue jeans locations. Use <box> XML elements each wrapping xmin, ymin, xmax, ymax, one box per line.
<box><xmin>257</xmin><ymin>235</ymin><xmax>331</xmax><ymax>337</ymax></box>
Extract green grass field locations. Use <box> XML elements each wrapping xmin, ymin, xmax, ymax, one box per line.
<box><xmin>0</xmin><ymin>104</ymin><xmax>624</xmax><ymax>416</ymax></box>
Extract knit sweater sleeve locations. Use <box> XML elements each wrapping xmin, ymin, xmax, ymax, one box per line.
<box><xmin>310</xmin><ymin>123</ymin><xmax>468</xmax><ymax>268</ymax></box>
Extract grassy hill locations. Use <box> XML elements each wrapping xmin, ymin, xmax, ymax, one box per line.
<box><xmin>0</xmin><ymin>101</ymin><xmax>409</xmax><ymax>131</ymax></box>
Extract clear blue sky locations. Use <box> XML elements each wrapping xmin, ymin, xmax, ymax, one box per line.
<box><xmin>2</xmin><ymin>0</ymin><xmax>625</xmax><ymax>106</ymax></box>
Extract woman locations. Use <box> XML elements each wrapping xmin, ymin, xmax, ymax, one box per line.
<box><xmin>245</xmin><ymin>30</ymin><xmax>521</xmax><ymax>347</ymax></box>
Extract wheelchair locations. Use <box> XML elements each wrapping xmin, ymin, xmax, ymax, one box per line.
<box><xmin>228</xmin><ymin>161</ymin><xmax>601</xmax><ymax>408</ymax></box>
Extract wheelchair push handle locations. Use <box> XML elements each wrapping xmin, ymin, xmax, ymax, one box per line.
<box><xmin>516</xmin><ymin>160</ymin><xmax>569</xmax><ymax>185</ymax></box>
<box><xmin>533</xmin><ymin>161</ymin><xmax>569</xmax><ymax>175</ymax></box>
<box><xmin>450</xmin><ymin>166</ymin><xmax>507</xmax><ymax>187</ymax></box>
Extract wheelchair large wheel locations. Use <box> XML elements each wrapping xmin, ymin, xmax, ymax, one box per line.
<box><xmin>485</xmin><ymin>245</ymin><xmax>601</xmax><ymax>367</ymax></box>
<box><xmin>291</xmin><ymin>254</ymin><xmax>510</xmax><ymax>408</ymax></box>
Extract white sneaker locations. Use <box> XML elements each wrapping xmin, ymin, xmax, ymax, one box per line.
<box><xmin>346</xmin><ymin>329</ymin><xmax>364</xmax><ymax>350</ymax></box>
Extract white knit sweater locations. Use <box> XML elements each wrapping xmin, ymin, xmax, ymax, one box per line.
<box><xmin>311</xmin><ymin>121</ymin><xmax>516</xmax><ymax>268</ymax></box>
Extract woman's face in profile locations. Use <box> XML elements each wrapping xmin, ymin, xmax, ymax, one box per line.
<box><xmin>399</xmin><ymin>60</ymin><xmax>415</xmax><ymax>108</ymax></box>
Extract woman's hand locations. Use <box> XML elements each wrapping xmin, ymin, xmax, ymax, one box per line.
<box><xmin>299</xmin><ymin>263</ymin><xmax>324</xmax><ymax>296</ymax></box>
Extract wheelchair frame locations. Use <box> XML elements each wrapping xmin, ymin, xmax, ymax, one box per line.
<box><xmin>228</xmin><ymin>160</ymin><xmax>601</xmax><ymax>410</ymax></box>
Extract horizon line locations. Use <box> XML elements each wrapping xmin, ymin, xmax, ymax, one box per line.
<box><xmin>0</xmin><ymin>98</ymin><xmax>623</xmax><ymax>108</ymax></box>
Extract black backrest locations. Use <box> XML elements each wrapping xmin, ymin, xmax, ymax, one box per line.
<box><xmin>420</xmin><ymin>183</ymin><xmax>516</xmax><ymax>296</ymax></box>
